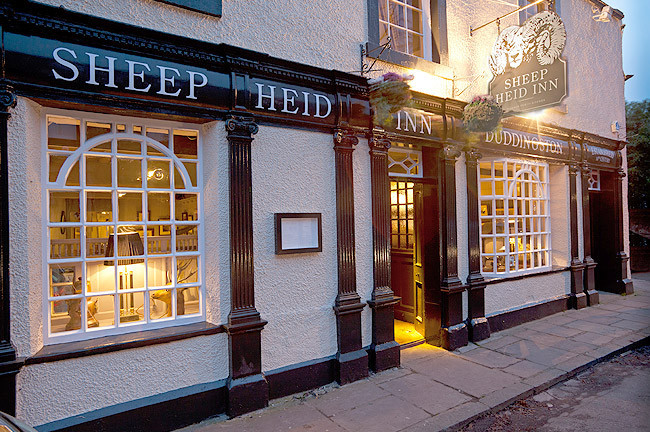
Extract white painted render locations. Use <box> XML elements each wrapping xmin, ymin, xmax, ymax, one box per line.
<box><xmin>16</xmin><ymin>333</ymin><xmax>229</xmax><ymax>426</ymax></box>
<box><xmin>484</xmin><ymin>271</ymin><xmax>570</xmax><ymax>316</ymax></box>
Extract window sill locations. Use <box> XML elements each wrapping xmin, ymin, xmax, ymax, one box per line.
<box><xmin>365</xmin><ymin>42</ymin><xmax>452</xmax><ymax>78</ymax></box>
<box><xmin>482</xmin><ymin>266</ymin><xmax>569</xmax><ymax>285</ymax></box>
<box><xmin>25</xmin><ymin>322</ymin><xmax>225</xmax><ymax>365</ymax></box>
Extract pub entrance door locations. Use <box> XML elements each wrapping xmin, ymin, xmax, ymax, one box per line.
<box><xmin>390</xmin><ymin>176</ymin><xmax>441</xmax><ymax>346</ymax></box>
<box><xmin>589</xmin><ymin>170</ymin><xmax>618</xmax><ymax>292</ymax></box>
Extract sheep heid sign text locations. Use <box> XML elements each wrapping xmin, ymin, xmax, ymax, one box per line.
<box><xmin>488</xmin><ymin>11</ymin><xmax>568</xmax><ymax>114</ymax></box>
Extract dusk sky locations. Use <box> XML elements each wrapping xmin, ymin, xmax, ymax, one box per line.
<box><xmin>606</xmin><ymin>0</ymin><xmax>650</xmax><ymax>102</ymax></box>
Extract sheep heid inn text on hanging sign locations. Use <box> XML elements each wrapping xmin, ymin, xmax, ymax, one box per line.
<box><xmin>2</xmin><ymin>33</ymin><xmax>335</xmax><ymax>123</ymax></box>
<box><xmin>488</xmin><ymin>10</ymin><xmax>568</xmax><ymax>115</ymax></box>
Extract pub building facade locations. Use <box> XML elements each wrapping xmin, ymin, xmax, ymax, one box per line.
<box><xmin>0</xmin><ymin>0</ymin><xmax>632</xmax><ymax>430</ymax></box>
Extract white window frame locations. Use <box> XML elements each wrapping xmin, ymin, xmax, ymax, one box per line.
<box><xmin>42</xmin><ymin>109</ymin><xmax>205</xmax><ymax>344</ymax></box>
<box><xmin>478</xmin><ymin>158</ymin><xmax>551</xmax><ymax>277</ymax></box>
<box><xmin>379</xmin><ymin>0</ymin><xmax>433</xmax><ymax>61</ymax></box>
<box><xmin>388</xmin><ymin>146</ymin><xmax>423</xmax><ymax>178</ymax></box>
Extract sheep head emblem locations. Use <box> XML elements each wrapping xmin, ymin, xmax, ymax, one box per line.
<box><xmin>489</xmin><ymin>11</ymin><xmax>566</xmax><ymax>76</ymax></box>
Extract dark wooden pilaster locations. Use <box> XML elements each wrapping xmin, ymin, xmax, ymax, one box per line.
<box><xmin>0</xmin><ymin>83</ymin><xmax>19</xmax><ymax>416</ymax></box>
<box><xmin>439</xmin><ymin>145</ymin><xmax>467</xmax><ymax>350</ymax></box>
<box><xmin>367</xmin><ymin>132</ymin><xmax>400</xmax><ymax>372</ymax></box>
<box><xmin>333</xmin><ymin>127</ymin><xmax>368</xmax><ymax>384</ymax></box>
<box><xmin>464</xmin><ymin>147</ymin><xmax>490</xmax><ymax>342</ymax></box>
<box><xmin>569</xmin><ymin>164</ymin><xmax>587</xmax><ymax>309</ymax></box>
<box><xmin>581</xmin><ymin>165</ymin><xmax>598</xmax><ymax>305</ymax></box>
<box><xmin>223</xmin><ymin>114</ymin><xmax>268</xmax><ymax>417</ymax></box>
<box><xmin>613</xmin><ymin>166</ymin><xmax>634</xmax><ymax>295</ymax></box>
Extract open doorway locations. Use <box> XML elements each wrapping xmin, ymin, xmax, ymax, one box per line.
<box><xmin>589</xmin><ymin>169</ymin><xmax>618</xmax><ymax>292</ymax></box>
<box><xmin>389</xmin><ymin>146</ymin><xmax>441</xmax><ymax>347</ymax></box>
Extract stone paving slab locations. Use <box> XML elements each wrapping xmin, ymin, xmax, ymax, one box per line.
<box><xmin>178</xmin><ymin>276</ymin><xmax>650</xmax><ymax>432</ymax></box>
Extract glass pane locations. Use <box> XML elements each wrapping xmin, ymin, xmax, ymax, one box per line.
<box><xmin>51</xmin><ymin>299</ymin><xmax>80</xmax><ymax>333</ymax></box>
<box><xmin>118</xmin><ymin>192</ymin><xmax>142</xmax><ymax>222</ymax></box>
<box><xmin>495</xmin><ymin>237</ymin><xmax>505</xmax><ymax>253</ymax></box>
<box><xmin>86</xmin><ymin>155</ymin><xmax>112</xmax><ymax>187</ymax></box>
<box><xmin>479</xmin><ymin>162</ymin><xmax>491</xmax><ymax>178</ymax></box>
<box><xmin>146</xmin><ymin>128</ymin><xmax>169</xmax><ymax>155</ymax></box>
<box><xmin>408</xmin><ymin>32</ymin><xmax>423</xmax><ymax>57</ymax></box>
<box><xmin>495</xmin><ymin>218</ymin><xmax>505</xmax><ymax>234</ymax></box>
<box><xmin>117</xmin><ymin>158</ymin><xmax>142</xmax><ymax>188</ymax></box>
<box><xmin>482</xmin><ymin>237</ymin><xmax>494</xmax><ymax>254</ymax></box>
<box><xmin>379</xmin><ymin>0</ymin><xmax>388</xmax><ymax>20</ymax></box>
<box><xmin>495</xmin><ymin>199</ymin><xmax>504</xmax><ymax>215</ymax></box>
<box><xmin>481</xmin><ymin>219</ymin><xmax>493</xmax><ymax>235</ymax></box>
<box><xmin>389</xmin><ymin>1</ymin><xmax>405</xmax><ymax>26</ymax></box>
<box><xmin>148</xmin><ymin>226</ymin><xmax>172</xmax><ymax>254</ymax></box>
<box><xmin>174</xmin><ymin>166</ymin><xmax>186</xmax><ymax>189</ymax></box>
<box><xmin>50</xmin><ymin>227</ymin><xmax>80</xmax><ymax>259</ymax></box>
<box><xmin>176</xmin><ymin>225</ymin><xmax>199</xmax><ymax>252</ymax></box>
<box><xmin>120</xmin><ymin>292</ymin><xmax>144</xmax><ymax>323</ymax></box>
<box><xmin>494</xmin><ymin>162</ymin><xmax>504</xmax><ymax>178</ymax></box>
<box><xmin>121</xmin><ymin>293</ymin><xmax>146</xmax><ymax>323</ymax></box>
<box><xmin>50</xmin><ymin>191</ymin><xmax>80</xmax><ymax>222</ymax></box>
<box><xmin>114</xmin><ymin>227</ymin><xmax>145</xmax><ymax>259</ymax></box>
<box><xmin>178</xmin><ymin>287</ymin><xmax>200</xmax><ymax>316</ymax></box>
<box><xmin>116</xmin><ymin>263</ymin><xmax>145</xmax><ymax>290</ymax></box>
<box><xmin>480</xmin><ymin>181</ymin><xmax>492</xmax><ymax>196</ymax></box>
<box><xmin>87</xmin><ymin>295</ymin><xmax>114</xmax><ymax>328</ymax></box>
<box><xmin>496</xmin><ymin>255</ymin><xmax>506</xmax><ymax>272</ymax></box>
<box><xmin>150</xmin><ymin>289</ymin><xmax>173</xmax><ymax>319</ymax></box>
<box><xmin>173</xmin><ymin>129</ymin><xmax>198</xmax><ymax>159</ymax></box>
<box><xmin>87</xmin><ymin>191</ymin><xmax>112</xmax><ymax>223</ymax></box>
<box><xmin>49</xmin><ymin>263</ymin><xmax>81</xmax><ymax>297</ymax></box>
<box><xmin>48</xmin><ymin>116</ymin><xmax>80</xmax><ymax>151</ymax></box>
<box><xmin>86</xmin><ymin>226</ymin><xmax>113</xmax><ymax>258</ymax></box>
<box><xmin>148</xmin><ymin>257</ymin><xmax>172</xmax><ymax>287</ymax></box>
<box><xmin>183</xmin><ymin>162</ymin><xmax>198</xmax><ymax>188</ymax></box>
<box><xmin>149</xmin><ymin>192</ymin><xmax>171</xmax><ymax>221</ymax></box>
<box><xmin>86</xmin><ymin>121</ymin><xmax>112</xmax><ymax>140</ymax></box>
<box><xmin>117</xmin><ymin>139</ymin><xmax>142</xmax><ymax>155</ymax></box>
<box><xmin>379</xmin><ymin>22</ymin><xmax>390</xmax><ymax>45</ymax></box>
<box><xmin>177</xmin><ymin>256</ymin><xmax>199</xmax><ymax>284</ymax></box>
<box><xmin>482</xmin><ymin>256</ymin><xmax>494</xmax><ymax>273</ymax></box>
<box><xmin>147</xmin><ymin>159</ymin><xmax>171</xmax><ymax>188</ymax></box>
<box><xmin>480</xmin><ymin>200</ymin><xmax>492</xmax><ymax>216</ymax></box>
<box><xmin>407</xmin><ymin>9</ymin><xmax>422</xmax><ymax>33</ymax></box>
<box><xmin>49</xmin><ymin>154</ymin><xmax>68</xmax><ymax>183</ymax></box>
<box><xmin>65</xmin><ymin>160</ymin><xmax>80</xmax><ymax>187</ymax></box>
<box><xmin>390</xmin><ymin>26</ymin><xmax>407</xmax><ymax>52</ymax></box>
<box><xmin>494</xmin><ymin>181</ymin><xmax>505</xmax><ymax>195</ymax></box>
<box><xmin>86</xmin><ymin>260</ymin><xmax>115</xmax><ymax>292</ymax></box>
<box><xmin>175</xmin><ymin>193</ymin><xmax>198</xmax><ymax>221</ymax></box>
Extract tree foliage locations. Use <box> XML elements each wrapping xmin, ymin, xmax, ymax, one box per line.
<box><xmin>626</xmin><ymin>100</ymin><xmax>650</xmax><ymax>209</ymax></box>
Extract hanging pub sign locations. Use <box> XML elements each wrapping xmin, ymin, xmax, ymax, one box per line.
<box><xmin>488</xmin><ymin>11</ymin><xmax>568</xmax><ymax>115</ymax></box>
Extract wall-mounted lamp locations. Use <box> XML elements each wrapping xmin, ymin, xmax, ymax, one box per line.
<box><xmin>592</xmin><ymin>5</ymin><xmax>612</xmax><ymax>23</ymax></box>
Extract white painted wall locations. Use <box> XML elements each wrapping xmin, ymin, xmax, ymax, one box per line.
<box><xmin>16</xmin><ymin>333</ymin><xmax>229</xmax><ymax>426</ymax></box>
<box><xmin>484</xmin><ymin>271</ymin><xmax>570</xmax><ymax>316</ymax></box>
<box><xmin>34</xmin><ymin>0</ymin><xmax>367</xmax><ymax>75</ymax></box>
<box><xmin>251</xmin><ymin>126</ymin><xmax>339</xmax><ymax>371</ymax></box>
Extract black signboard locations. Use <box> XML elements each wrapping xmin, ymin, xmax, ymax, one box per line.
<box><xmin>481</xmin><ymin>128</ymin><xmax>570</xmax><ymax>161</ymax></box>
<box><xmin>3</xmin><ymin>32</ymin><xmax>338</xmax><ymax>125</ymax></box>
<box><xmin>382</xmin><ymin>107</ymin><xmax>445</xmax><ymax>140</ymax></box>
<box><xmin>584</xmin><ymin>144</ymin><xmax>617</xmax><ymax>167</ymax></box>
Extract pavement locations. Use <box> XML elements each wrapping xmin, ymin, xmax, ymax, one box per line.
<box><xmin>178</xmin><ymin>274</ymin><xmax>650</xmax><ymax>432</ymax></box>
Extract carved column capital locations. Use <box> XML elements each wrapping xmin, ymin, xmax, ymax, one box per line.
<box><xmin>369</xmin><ymin>133</ymin><xmax>391</xmax><ymax>154</ymax></box>
<box><xmin>616</xmin><ymin>167</ymin><xmax>626</xmax><ymax>179</ymax></box>
<box><xmin>569</xmin><ymin>164</ymin><xmax>580</xmax><ymax>176</ymax></box>
<box><xmin>225</xmin><ymin>114</ymin><xmax>258</xmax><ymax>138</ymax></box>
<box><xmin>334</xmin><ymin>127</ymin><xmax>359</xmax><ymax>150</ymax></box>
<box><xmin>441</xmin><ymin>143</ymin><xmax>461</xmax><ymax>161</ymax></box>
<box><xmin>581</xmin><ymin>163</ymin><xmax>591</xmax><ymax>178</ymax></box>
<box><xmin>464</xmin><ymin>147</ymin><xmax>482</xmax><ymax>163</ymax></box>
<box><xmin>0</xmin><ymin>83</ymin><xmax>17</xmax><ymax>113</ymax></box>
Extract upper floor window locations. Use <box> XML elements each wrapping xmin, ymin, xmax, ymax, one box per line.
<box><xmin>479</xmin><ymin>158</ymin><xmax>551</xmax><ymax>276</ymax></box>
<box><xmin>45</xmin><ymin>110</ymin><xmax>203</xmax><ymax>344</ymax></box>
<box><xmin>368</xmin><ymin>0</ymin><xmax>447</xmax><ymax>70</ymax></box>
<box><xmin>519</xmin><ymin>0</ymin><xmax>558</xmax><ymax>24</ymax></box>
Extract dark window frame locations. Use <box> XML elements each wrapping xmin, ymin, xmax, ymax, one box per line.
<box><xmin>366</xmin><ymin>0</ymin><xmax>448</xmax><ymax>73</ymax></box>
